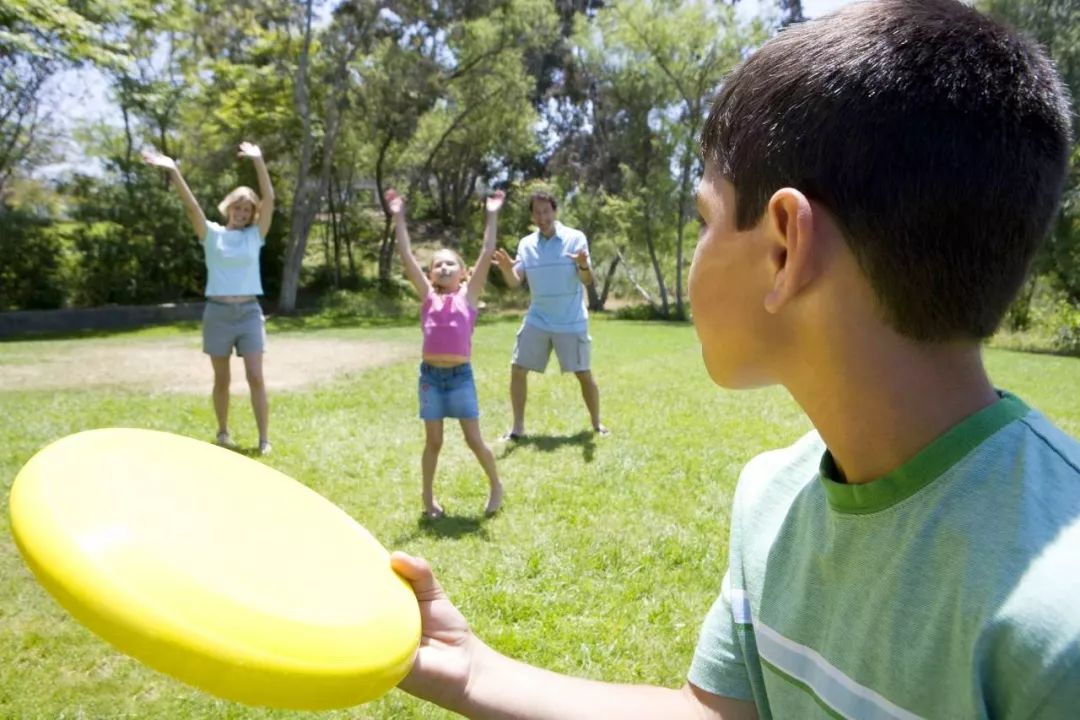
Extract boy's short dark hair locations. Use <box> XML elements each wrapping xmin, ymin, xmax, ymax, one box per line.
<box><xmin>701</xmin><ymin>0</ymin><xmax>1072</xmax><ymax>341</ymax></box>
<box><xmin>529</xmin><ymin>192</ymin><xmax>558</xmax><ymax>213</ymax></box>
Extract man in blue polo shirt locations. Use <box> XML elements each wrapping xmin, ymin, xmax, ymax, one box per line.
<box><xmin>493</xmin><ymin>191</ymin><xmax>608</xmax><ymax>440</ymax></box>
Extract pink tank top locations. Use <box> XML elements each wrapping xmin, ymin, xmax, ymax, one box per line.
<box><xmin>421</xmin><ymin>288</ymin><xmax>477</xmax><ymax>358</ymax></box>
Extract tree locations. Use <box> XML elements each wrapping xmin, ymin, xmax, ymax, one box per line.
<box><xmin>981</xmin><ymin>0</ymin><xmax>1080</xmax><ymax>305</ymax></box>
<box><xmin>570</xmin><ymin>0</ymin><xmax>757</xmax><ymax>317</ymax></box>
<box><xmin>0</xmin><ymin>0</ymin><xmax>130</xmax><ymax>201</ymax></box>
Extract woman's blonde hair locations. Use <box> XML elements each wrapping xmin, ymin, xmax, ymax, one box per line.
<box><xmin>217</xmin><ymin>186</ymin><xmax>261</xmax><ymax>224</ymax></box>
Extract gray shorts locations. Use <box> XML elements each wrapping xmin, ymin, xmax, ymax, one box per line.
<box><xmin>511</xmin><ymin>322</ymin><xmax>591</xmax><ymax>373</ymax></box>
<box><xmin>202</xmin><ymin>300</ymin><xmax>266</xmax><ymax>357</ymax></box>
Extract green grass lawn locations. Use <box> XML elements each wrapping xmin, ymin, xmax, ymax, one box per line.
<box><xmin>1</xmin><ymin>316</ymin><xmax>1077</xmax><ymax>719</ymax></box>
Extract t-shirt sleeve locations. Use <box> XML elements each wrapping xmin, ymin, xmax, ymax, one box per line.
<box><xmin>688</xmin><ymin>572</ymin><xmax>755</xmax><ymax>701</ymax></box>
<box><xmin>203</xmin><ymin>221</ymin><xmax>223</xmax><ymax>247</ymax></box>
<box><xmin>1022</xmin><ymin>666</ymin><xmax>1080</xmax><ymax>720</ymax></box>
<box><xmin>513</xmin><ymin>239</ymin><xmax>526</xmax><ymax>277</ymax></box>
<box><xmin>252</xmin><ymin>226</ymin><xmax>265</xmax><ymax>248</ymax></box>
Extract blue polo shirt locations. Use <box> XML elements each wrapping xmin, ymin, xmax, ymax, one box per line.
<box><xmin>514</xmin><ymin>221</ymin><xmax>589</xmax><ymax>334</ymax></box>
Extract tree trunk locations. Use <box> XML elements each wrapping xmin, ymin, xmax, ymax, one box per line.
<box><xmin>642</xmin><ymin>203</ymin><xmax>669</xmax><ymax>316</ymax></box>
<box><xmin>598</xmin><ymin>255</ymin><xmax>620</xmax><ymax>308</ymax></box>
<box><xmin>328</xmin><ymin>173</ymin><xmax>341</xmax><ymax>288</ymax></box>
<box><xmin>586</xmin><ymin>278</ymin><xmax>601</xmax><ymax>310</ymax></box>
<box><xmin>374</xmin><ymin>135</ymin><xmax>396</xmax><ymax>287</ymax></box>
<box><xmin>615</xmin><ymin>246</ymin><xmax>654</xmax><ymax>306</ymax></box>
<box><xmin>279</xmin><ymin>0</ymin><xmax>363</xmax><ymax>310</ymax></box>
<box><xmin>673</xmin><ymin>117</ymin><xmax>700</xmax><ymax>321</ymax></box>
<box><xmin>278</xmin><ymin>0</ymin><xmax>317</xmax><ymax>313</ymax></box>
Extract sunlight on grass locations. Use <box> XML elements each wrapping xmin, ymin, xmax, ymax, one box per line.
<box><xmin>0</xmin><ymin>316</ymin><xmax>1076</xmax><ymax>718</ymax></box>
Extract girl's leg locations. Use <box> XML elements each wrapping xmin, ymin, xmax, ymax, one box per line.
<box><xmin>242</xmin><ymin>352</ymin><xmax>269</xmax><ymax>450</ymax></box>
<box><xmin>422</xmin><ymin>420</ymin><xmax>445</xmax><ymax>518</ymax></box>
<box><xmin>210</xmin><ymin>355</ymin><xmax>231</xmax><ymax>439</ymax></box>
<box><xmin>459</xmin><ymin>418</ymin><xmax>503</xmax><ymax>515</ymax></box>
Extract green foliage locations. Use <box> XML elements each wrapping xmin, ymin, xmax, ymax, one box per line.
<box><xmin>0</xmin><ymin>0</ymin><xmax>130</xmax><ymax>66</ymax></box>
<box><xmin>993</xmin><ymin>277</ymin><xmax>1080</xmax><ymax>356</ymax></box>
<box><xmin>565</xmin><ymin>0</ymin><xmax>758</xmax><ymax>315</ymax></box>
<box><xmin>67</xmin><ymin>220</ymin><xmax>147</xmax><ymax>305</ymax></box>
<box><xmin>981</xmin><ymin>0</ymin><xmax>1080</xmax><ymax>304</ymax></box>
<box><xmin>0</xmin><ymin>209</ymin><xmax>67</xmax><ymax>310</ymax></box>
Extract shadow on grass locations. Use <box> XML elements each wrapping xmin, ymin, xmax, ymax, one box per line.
<box><xmin>498</xmin><ymin>430</ymin><xmax>596</xmax><ymax>463</ymax></box>
<box><xmin>393</xmin><ymin>513</ymin><xmax>493</xmax><ymax>543</ymax></box>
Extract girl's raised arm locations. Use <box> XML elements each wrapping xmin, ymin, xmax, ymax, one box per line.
<box><xmin>143</xmin><ymin>147</ymin><xmax>207</xmax><ymax>240</ymax></box>
<box><xmin>387</xmin><ymin>190</ymin><xmax>432</xmax><ymax>297</ymax></box>
<box><xmin>466</xmin><ymin>191</ymin><xmax>504</xmax><ymax>308</ymax></box>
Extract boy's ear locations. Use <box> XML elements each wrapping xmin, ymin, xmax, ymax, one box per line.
<box><xmin>763</xmin><ymin>188</ymin><xmax>818</xmax><ymax>314</ymax></box>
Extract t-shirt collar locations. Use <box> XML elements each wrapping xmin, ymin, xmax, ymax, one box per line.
<box><xmin>539</xmin><ymin>222</ymin><xmax>561</xmax><ymax>242</ymax></box>
<box><xmin>818</xmin><ymin>391</ymin><xmax>1030</xmax><ymax>514</ymax></box>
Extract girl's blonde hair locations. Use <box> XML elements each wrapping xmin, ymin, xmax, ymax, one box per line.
<box><xmin>217</xmin><ymin>186</ymin><xmax>261</xmax><ymax>224</ymax></box>
<box><xmin>429</xmin><ymin>248</ymin><xmax>469</xmax><ymax>286</ymax></box>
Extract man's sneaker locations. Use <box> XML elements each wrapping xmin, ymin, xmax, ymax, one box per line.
<box><xmin>258</xmin><ymin>440</ymin><xmax>273</xmax><ymax>456</ymax></box>
<box><xmin>215</xmin><ymin>431</ymin><xmax>235</xmax><ymax>448</ymax></box>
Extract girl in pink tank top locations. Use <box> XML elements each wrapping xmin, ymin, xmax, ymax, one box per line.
<box><xmin>387</xmin><ymin>188</ymin><xmax>505</xmax><ymax>521</ymax></box>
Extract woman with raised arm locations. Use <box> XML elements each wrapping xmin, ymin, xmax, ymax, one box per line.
<box><xmin>143</xmin><ymin>142</ymin><xmax>276</xmax><ymax>455</ymax></box>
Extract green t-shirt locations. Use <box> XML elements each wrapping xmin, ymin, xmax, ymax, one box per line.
<box><xmin>689</xmin><ymin>393</ymin><xmax>1080</xmax><ymax>719</ymax></box>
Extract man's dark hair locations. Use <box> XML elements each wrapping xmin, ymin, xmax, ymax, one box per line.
<box><xmin>529</xmin><ymin>191</ymin><xmax>558</xmax><ymax>212</ymax></box>
<box><xmin>701</xmin><ymin>0</ymin><xmax>1072</xmax><ymax>341</ymax></box>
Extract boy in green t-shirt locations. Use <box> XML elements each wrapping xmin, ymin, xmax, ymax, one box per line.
<box><xmin>389</xmin><ymin>0</ymin><xmax>1079</xmax><ymax>717</ymax></box>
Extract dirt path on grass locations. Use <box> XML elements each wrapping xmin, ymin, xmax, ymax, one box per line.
<box><xmin>0</xmin><ymin>337</ymin><xmax>414</xmax><ymax>394</ymax></box>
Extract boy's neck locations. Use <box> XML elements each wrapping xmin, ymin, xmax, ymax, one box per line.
<box><xmin>786</xmin><ymin>334</ymin><xmax>998</xmax><ymax>485</ymax></box>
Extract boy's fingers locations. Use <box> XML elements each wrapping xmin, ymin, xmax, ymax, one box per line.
<box><xmin>391</xmin><ymin>551</ymin><xmax>446</xmax><ymax>602</ymax></box>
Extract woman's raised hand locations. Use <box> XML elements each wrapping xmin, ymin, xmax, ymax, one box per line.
<box><xmin>237</xmin><ymin>141</ymin><xmax>262</xmax><ymax>159</ymax></box>
<box><xmin>141</xmin><ymin>147</ymin><xmax>177</xmax><ymax>171</ymax></box>
<box><xmin>485</xmin><ymin>190</ymin><xmax>505</xmax><ymax>214</ymax></box>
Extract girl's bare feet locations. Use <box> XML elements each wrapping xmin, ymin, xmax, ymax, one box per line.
<box><xmin>423</xmin><ymin>502</ymin><xmax>445</xmax><ymax>520</ymax></box>
<box><xmin>484</xmin><ymin>481</ymin><xmax>504</xmax><ymax>517</ymax></box>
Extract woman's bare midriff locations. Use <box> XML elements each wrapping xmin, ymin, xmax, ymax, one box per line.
<box><xmin>207</xmin><ymin>295</ymin><xmax>257</xmax><ymax>304</ymax></box>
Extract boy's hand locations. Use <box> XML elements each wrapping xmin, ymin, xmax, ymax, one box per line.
<box><xmin>385</xmin><ymin>189</ymin><xmax>405</xmax><ymax>216</ymax></box>
<box><xmin>141</xmin><ymin>147</ymin><xmax>176</xmax><ymax>171</ymax></box>
<box><xmin>565</xmin><ymin>248</ymin><xmax>590</xmax><ymax>269</ymax></box>
<box><xmin>391</xmin><ymin>552</ymin><xmax>476</xmax><ymax>710</ymax></box>
<box><xmin>493</xmin><ymin>248</ymin><xmax>515</xmax><ymax>272</ymax></box>
<box><xmin>237</xmin><ymin>141</ymin><xmax>262</xmax><ymax>159</ymax></box>
<box><xmin>486</xmin><ymin>190</ymin><xmax>505</xmax><ymax>214</ymax></box>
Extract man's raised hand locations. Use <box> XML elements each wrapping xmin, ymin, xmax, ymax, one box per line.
<box><xmin>493</xmin><ymin>248</ymin><xmax>516</xmax><ymax>271</ymax></box>
<box><xmin>565</xmin><ymin>248</ymin><xmax>590</xmax><ymax>269</ymax></box>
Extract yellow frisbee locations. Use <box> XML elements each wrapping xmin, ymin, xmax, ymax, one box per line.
<box><xmin>9</xmin><ymin>428</ymin><xmax>420</xmax><ymax>710</ymax></box>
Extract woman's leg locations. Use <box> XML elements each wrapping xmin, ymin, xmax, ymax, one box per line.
<box><xmin>242</xmin><ymin>352</ymin><xmax>269</xmax><ymax>449</ymax></box>
<box><xmin>460</xmin><ymin>418</ymin><xmax>503</xmax><ymax>515</ymax></box>
<box><xmin>422</xmin><ymin>420</ymin><xmax>445</xmax><ymax>517</ymax></box>
<box><xmin>210</xmin><ymin>355</ymin><xmax>231</xmax><ymax>439</ymax></box>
